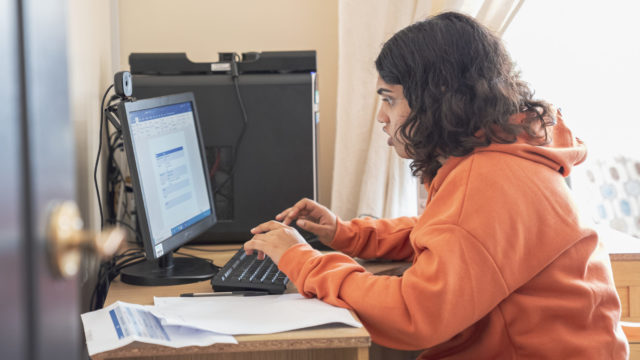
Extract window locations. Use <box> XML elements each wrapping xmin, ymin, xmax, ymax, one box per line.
<box><xmin>503</xmin><ymin>1</ymin><xmax>640</xmax><ymax>237</ymax></box>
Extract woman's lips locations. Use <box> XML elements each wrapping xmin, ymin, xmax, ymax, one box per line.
<box><xmin>383</xmin><ymin>127</ymin><xmax>393</xmax><ymax>146</ymax></box>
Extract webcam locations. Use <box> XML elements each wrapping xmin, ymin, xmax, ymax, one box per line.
<box><xmin>114</xmin><ymin>71</ymin><xmax>132</xmax><ymax>98</ymax></box>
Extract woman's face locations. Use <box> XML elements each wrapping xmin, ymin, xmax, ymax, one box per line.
<box><xmin>376</xmin><ymin>76</ymin><xmax>412</xmax><ymax>158</ymax></box>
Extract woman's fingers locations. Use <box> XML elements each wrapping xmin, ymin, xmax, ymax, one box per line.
<box><xmin>250</xmin><ymin>220</ymin><xmax>286</xmax><ymax>234</ymax></box>
<box><xmin>296</xmin><ymin>218</ymin><xmax>324</xmax><ymax>234</ymax></box>
<box><xmin>283</xmin><ymin>198</ymin><xmax>317</xmax><ymax>224</ymax></box>
<box><xmin>296</xmin><ymin>219</ymin><xmax>335</xmax><ymax>247</ymax></box>
<box><xmin>244</xmin><ymin>237</ymin><xmax>268</xmax><ymax>256</ymax></box>
<box><xmin>274</xmin><ymin>198</ymin><xmax>328</xmax><ymax>226</ymax></box>
<box><xmin>243</xmin><ymin>228</ymin><xmax>305</xmax><ymax>265</ymax></box>
<box><xmin>275</xmin><ymin>207</ymin><xmax>294</xmax><ymax>222</ymax></box>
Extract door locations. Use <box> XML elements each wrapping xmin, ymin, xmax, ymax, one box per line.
<box><xmin>0</xmin><ymin>0</ymin><xmax>81</xmax><ymax>359</ymax></box>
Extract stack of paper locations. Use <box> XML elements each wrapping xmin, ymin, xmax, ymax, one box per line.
<box><xmin>81</xmin><ymin>293</ymin><xmax>362</xmax><ymax>356</ymax></box>
<box><xmin>81</xmin><ymin>302</ymin><xmax>236</xmax><ymax>356</ymax></box>
<box><xmin>151</xmin><ymin>293</ymin><xmax>362</xmax><ymax>334</ymax></box>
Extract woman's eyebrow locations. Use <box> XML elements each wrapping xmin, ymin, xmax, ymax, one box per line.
<box><xmin>377</xmin><ymin>88</ymin><xmax>392</xmax><ymax>95</ymax></box>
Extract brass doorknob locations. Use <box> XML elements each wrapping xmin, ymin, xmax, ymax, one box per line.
<box><xmin>47</xmin><ymin>201</ymin><xmax>126</xmax><ymax>278</ymax></box>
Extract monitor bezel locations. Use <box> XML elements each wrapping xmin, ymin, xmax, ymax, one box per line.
<box><xmin>118</xmin><ymin>92</ymin><xmax>217</xmax><ymax>260</ymax></box>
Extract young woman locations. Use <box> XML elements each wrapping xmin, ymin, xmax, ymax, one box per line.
<box><xmin>244</xmin><ymin>12</ymin><xmax>628</xmax><ymax>359</ymax></box>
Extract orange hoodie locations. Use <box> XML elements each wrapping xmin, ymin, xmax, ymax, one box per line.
<box><xmin>278</xmin><ymin>114</ymin><xmax>629</xmax><ymax>359</ymax></box>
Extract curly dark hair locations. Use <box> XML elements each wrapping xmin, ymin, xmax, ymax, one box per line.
<box><xmin>375</xmin><ymin>11</ymin><xmax>555</xmax><ymax>181</ymax></box>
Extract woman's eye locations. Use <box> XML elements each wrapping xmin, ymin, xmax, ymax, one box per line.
<box><xmin>382</xmin><ymin>97</ymin><xmax>394</xmax><ymax>105</ymax></box>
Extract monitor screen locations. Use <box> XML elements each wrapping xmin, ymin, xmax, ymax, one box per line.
<box><xmin>128</xmin><ymin>101</ymin><xmax>211</xmax><ymax>255</ymax></box>
<box><xmin>118</xmin><ymin>92</ymin><xmax>217</xmax><ymax>285</ymax></box>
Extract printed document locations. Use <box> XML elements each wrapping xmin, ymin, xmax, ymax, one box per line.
<box><xmin>151</xmin><ymin>293</ymin><xmax>363</xmax><ymax>335</ymax></box>
<box><xmin>81</xmin><ymin>301</ymin><xmax>236</xmax><ymax>356</ymax></box>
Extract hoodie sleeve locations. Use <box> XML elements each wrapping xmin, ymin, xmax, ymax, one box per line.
<box><xmin>330</xmin><ymin>216</ymin><xmax>417</xmax><ymax>261</ymax></box>
<box><xmin>279</xmin><ymin>225</ymin><xmax>509</xmax><ymax>350</ymax></box>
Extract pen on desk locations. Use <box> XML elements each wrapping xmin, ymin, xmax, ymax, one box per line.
<box><xmin>180</xmin><ymin>291</ymin><xmax>269</xmax><ymax>297</ymax></box>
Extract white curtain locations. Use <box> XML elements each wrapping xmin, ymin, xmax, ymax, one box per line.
<box><xmin>331</xmin><ymin>0</ymin><xmax>524</xmax><ymax>220</ymax></box>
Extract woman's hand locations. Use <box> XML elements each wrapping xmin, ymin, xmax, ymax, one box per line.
<box><xmin>275</xmin><ymin>198</ymin><xmax>337</xmax><ymax>248</ymax></box>
<box><xmin>244</xmin><ymin>221</ymin><xmax>307</xmax><ymax>265</ymax></box>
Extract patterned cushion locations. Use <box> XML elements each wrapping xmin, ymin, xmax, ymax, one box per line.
<box><xmin>572</xmin><ymin>156</ymin><xmax>640</xmax><ymax>238</ymax></box>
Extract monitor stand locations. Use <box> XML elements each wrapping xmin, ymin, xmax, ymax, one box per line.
<box><xmin>120</xmin><ymin>252</ymin><xmax>217</xmax><ymax>286</ymax></box>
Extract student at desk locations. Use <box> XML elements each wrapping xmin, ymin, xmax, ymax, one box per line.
<box><xmin>244</xmin><ymin>12</ymin><xmax>628</xmax><ymax>359</ymax></box>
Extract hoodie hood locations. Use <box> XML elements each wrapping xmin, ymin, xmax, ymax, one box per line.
<box><xmin>428</xmin><ymin>111</ymin><xmax>587</xmax><ymax>198</ymax></box>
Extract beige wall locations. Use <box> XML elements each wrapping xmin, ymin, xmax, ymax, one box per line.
<box><xmin>67</xmin><ymin>0</ymin><xmax>117</xmax><ymax>310</ymax></box>
<box><xmin>68</xmin><ymin>0</ymin><xmax>117</xmax><ymax>229</ymax></box>
<box><xmin>117</xmin><ymin>0</ymin><xmax>338</xmax><ymax>207</ymax></box>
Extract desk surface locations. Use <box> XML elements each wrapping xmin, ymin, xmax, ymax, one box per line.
<box><xmin>96</xmin><ymin>244</ymin><xmax>410</xmax><ymax>360</ymax></box>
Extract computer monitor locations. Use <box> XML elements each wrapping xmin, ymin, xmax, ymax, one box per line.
<box><xmin>117</xmin><ymin>92</ymin><xmax>218</xmax><ymax>286</ymax></box>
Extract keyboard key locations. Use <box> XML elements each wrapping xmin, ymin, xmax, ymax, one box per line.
<box><xmin>260</xmin><ymin>264</ymin><xmax>276</xmax><ymax>283</ymax></box>
<box><xmin>249</xmin><ymin>261</ymin><xmax>268</xmax><ymax>282</ymax></box>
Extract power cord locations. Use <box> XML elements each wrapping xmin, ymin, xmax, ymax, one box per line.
<box><xmin>94</xmin><ymin>85</ymin><xmax>114</xmax><ymax>229</ymax></box>
<box><xmin>213</xmin><ymin>54</ymin><xmax>248</xmax><ymax>196</ymax></box>
<box><xmin>89</xmin><ymin>247</ymin><xmax>144</xmax><ymax>311</ymax></box>
<box><xmin>102</xmin><ymin>93</ymin><xmax>141</xmax><ymax>244</ymax></box>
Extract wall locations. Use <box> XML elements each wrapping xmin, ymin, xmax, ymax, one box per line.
<box><xmin>117</xmin><ymin>0</ymin><xmax>339</xmax><ymax>207</ymax></box>
<box><xmin>66</xmin><ymin>0</ymin><xmax>117</xmax><ymax>312</ymax></box>
<box><xmin>68</xmin><ymin>0</ymin><xmax>117</xmax><ymax>230</ymax></box>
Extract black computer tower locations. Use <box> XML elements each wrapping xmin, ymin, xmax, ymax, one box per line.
<box><xmin>129</xmin><ymin>52</ymin><xmax>318</xmax><ymax>243</ymax></box>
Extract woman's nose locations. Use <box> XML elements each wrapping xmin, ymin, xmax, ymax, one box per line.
<box><xmin>376</xmin><ymin>108</ymin><xmax>388</xmax><ymax>124</ymax></box>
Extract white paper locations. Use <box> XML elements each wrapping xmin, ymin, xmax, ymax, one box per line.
<box><xmin>80</xmin><ymin>301</ymin><xmax>237</xmax><ymax>356</ymax></box>
<box><xmin>151</xmin><ymin>293</ymin><xmax>362</xmax><ymax>335</ymax></box>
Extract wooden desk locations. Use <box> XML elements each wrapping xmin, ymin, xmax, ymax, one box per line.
<box><xmin>94</xmin><ymin>245</ymin><xmax>408</xmax><ymax>360</ymax></box>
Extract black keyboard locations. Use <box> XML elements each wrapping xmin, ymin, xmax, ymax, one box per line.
<box><xmin>210</xmin><ymin>223</ymin><xmax>328</xmax><ymax>294</ymax></box>
<box><xmin>211</xmin><ymin>249</ymin><xmax>289</xmax><ymax>294</ymax></box>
